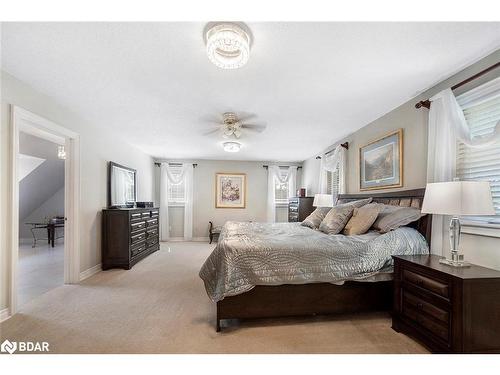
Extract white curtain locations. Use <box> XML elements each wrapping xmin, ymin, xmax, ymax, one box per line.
<box><xmin>266</xmin><ymin>166</ymin><xmax>298</xmax><ymax>222</ymax></box>
<box><xmin>159</xmin><ymin>163</ymin><xmax>194</xmax><ymax>241</ymax></box>
<box><xmin>426</xmin><ymin>79</ymin><xmax>500</xmax><ymax>253</ymax></box>
<box><xmin>159</xmin><ymin>164</ymin><xmax>170</xmax><ymax>241</ymax></box>
<box><xmin>183</xmin><ymin>164</ymin><xmax>194</xmax><ymax>241</ymax></box>
<box><xmin>318</xmin><ymin>144</ymin><xmax>346</xmax><ymax>195</ymax></box>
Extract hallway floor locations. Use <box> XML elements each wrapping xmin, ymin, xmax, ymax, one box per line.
<box><xmin>18</xmin><ymin>241</ymin><xmax>64</xmax><ymax>307</ymax></box>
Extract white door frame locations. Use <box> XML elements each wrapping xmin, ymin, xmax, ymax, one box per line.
<box><xmin>9</xmin><ymin>105</ymin><xmax>81</xmax><ymax>316</ymax></box>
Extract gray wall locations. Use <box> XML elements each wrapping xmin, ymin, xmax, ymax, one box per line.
<box><xmin>155</xmin><ymin>160</ymin><xmax>302</xmax><ymax>239</ymax></box>
<box><xmin>0</xmin><ymin>71</ymin><xmax>155</xmax><ymax>311</ymax></box>
<box><xmin>301</xmin><ymin>49</ymin><xmax>500</xmax><ymax>270</ymax></box>
<box><xmin>21</xmin><ymin>187</ymin><xmax>65</xmax><ymax>240</ymax></box>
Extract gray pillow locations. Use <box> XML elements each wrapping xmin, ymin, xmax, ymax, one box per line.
<box><xmin>319</xmin><ymin>203</ymin><xmax>355</xmax><ymax>235</ymax></box>
<box><xmin>301</xmin><ymin>207</ymin><xmax>332</xmax><ymax>229</ymax></box>
<box><xmin>372</xmin><ymin>204</ymin><xmax>423</xmax><ymax>233</ymax></box>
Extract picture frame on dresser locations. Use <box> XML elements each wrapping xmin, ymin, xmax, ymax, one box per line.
<box><xmin>359</xmin><ymin>129</ymin><xmax>403</xmax><ymax>191</ymax></box>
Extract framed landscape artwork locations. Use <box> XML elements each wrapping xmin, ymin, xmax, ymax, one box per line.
<box><xmin>359</xmin><ymin>129</ymin><xmax>403</xmax><ymax>191</ymax></box>
<box><xmin>215</xmin><ymin>173</ymin><xmax>247</xmax><ymax>208</ymax></box>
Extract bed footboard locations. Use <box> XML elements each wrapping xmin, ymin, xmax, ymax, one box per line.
<box><xmin>216</xmin><ymin>281</ymin><xmax>392</xmax><ymax>331</ymax></box>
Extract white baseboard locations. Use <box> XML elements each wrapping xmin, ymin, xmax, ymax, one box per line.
<box><xmin>0</xmin><ymin>308</ymin><xmax>10</xmax><ymax>322</ymax></box>
<box><xmin>19</xmin><ymin>238</ymin><xmax>33</xmax><ymax>244</ymax></box>
<box><xmin>192</xmin><ymin>237</ymin><xmax>209</xmax><ymax>242</ymax></box>
<box><xmin>79</xmin><ymin>263</ymin><xmax>101</xmax><ymax>281</ymax></box>
<box><xmin>162</xmin><ymin>237</ymin><xmax>209</xmax><ymax>243</ymax></box>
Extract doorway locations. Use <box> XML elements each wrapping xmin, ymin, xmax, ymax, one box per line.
<box><xmin>18</xmin><ymin>132</ymin><xmax>66</xmax><ymax>306</ymax></box>
<box><xmin>9</xmin><ymin>106</ymin><xmax>80</xmax><ymax>316</ymax></box>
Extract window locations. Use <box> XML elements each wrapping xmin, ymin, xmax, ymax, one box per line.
<box><xmin>326</xmin><ymin>169</ymin><xmax>340</xmax><ymax>197</ymax></box>
<box><xmin>274</xmin><ymin>168</ymin><xmax>289</xmax><ymax>205</ymax></box>
<box><xmin>167</xmin><ymin>164</ymin><xmax>185</xmax><ymax>204</ymax></box>
<box><xmin>456</xmin><ymin>95</ymin><xmax>500</xmax><ymax>224</ymax></box>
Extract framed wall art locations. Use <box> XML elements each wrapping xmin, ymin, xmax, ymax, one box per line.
<box><xmin>359</xmin><ymin>129</ymin><xmax>403</xmax><ymax>191</ymax></box>
<box><xmin>215</xmin><ymin>173</ymin><xmax>247</xmax><ymax>208</ymax></box>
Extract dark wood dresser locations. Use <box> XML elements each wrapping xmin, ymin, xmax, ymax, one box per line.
<box><xmin>102</xmin><ymin>208</ymin><xmax>160</xmax><ymax>270</ymax></box>
<box><xmin>288</xmin><ymin>197</ymin><xmax>314</xmax><ymax>222</ymax></box>
<box><xmin>392</xmin><ymin>254</ymin><xmax>500</xmax><ymax>353</ymax></box>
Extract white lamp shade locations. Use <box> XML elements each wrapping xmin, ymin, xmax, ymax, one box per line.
<box><xmin>313</xmin><ymin>194</ymin><xmax>334</xmax><ymax>207</ymax></box>
<box><xmin>421</xmin><ymin>181</ymin><xmax>495</xmax><ymax>216</ymax></box>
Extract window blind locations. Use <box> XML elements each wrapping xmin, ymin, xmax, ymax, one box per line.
<box><xmin>274</xmin><ymin>168</ymin><xmax>289</xmax><ymax>204</ymax></box>
<box><xmin>167</xmin><ymin>164</ymin><xmax>186</xmax><ymax>204</ymax></box>
<box><xmin>456</xmin><ymin>95</ymin><xmax>500</xmax><ymax>223</ymax></box>
<box><xmin>326</xmin><ymin>169</ymin><xmax>340</xmax><ymax>197</ymax></box>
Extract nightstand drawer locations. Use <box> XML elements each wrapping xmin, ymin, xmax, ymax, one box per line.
<box><xmin>403</xmin><ymin>304</ymin><xmax>449</xmax><ymax>343</ymax></box>
<box><xmin>403</xmin><ymin>269</ymin><xmax>449</xmax><ymax>299</ymax></box>
<box><xmin>403</xmin><ymin>290</ymin><xmax>449</xmax><ymax>324</ymax></box>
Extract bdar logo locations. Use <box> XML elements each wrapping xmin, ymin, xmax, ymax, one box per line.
<box><xmin>1</xmin><ymin>339</ymin><xmax>17</xmax><ymax>354</ymax></box>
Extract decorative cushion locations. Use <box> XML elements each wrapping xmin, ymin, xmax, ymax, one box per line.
<box><xmin>372</xmin><ymin>204</ymin><xmax>423</xmax><ymax>233</ymax></box>
<box><xmin>343</xmin><ymin>203</ymin><xmax>382</xmax><ymax>235</ymax></box>
<box><xmin>319</xmin><ymin>203</ymin><xmax>355</xmax><ymax>235</ymax></box>
<box><xmin>301</xmin><ymin>207</ymin><xmax>332</xmax><ymax>229</ymax></box>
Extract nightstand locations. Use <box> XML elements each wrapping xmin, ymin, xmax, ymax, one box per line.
<box><xmin>392</xmin><ymin>254</ymin><xmax>500</xmax><ymax>353</ymax></box>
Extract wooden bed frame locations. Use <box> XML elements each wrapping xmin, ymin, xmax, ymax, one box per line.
<box><xmin>215</xmin><ymin>188</ymin><xmax>431</xmax><ymax>332</ymax></box>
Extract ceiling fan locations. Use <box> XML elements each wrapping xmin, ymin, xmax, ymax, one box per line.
<box><xmin>202</xmin><ymin>112</ymin><xmax>267</xmax><ymax>139</ymax></box>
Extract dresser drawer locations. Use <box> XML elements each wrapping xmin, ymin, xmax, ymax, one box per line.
<box><xmin>403</xmin><ymin>305</ymin><xmax>449</xmax><ymax>343</ymax></box>
<box><xmin>130</xmin><ymin>232</ymin><xmax>146</xmax><ymax>244</ymax></box>
<box><xmin>403</xmin><ymin>269</ymin><xmax>449</xmax><ymax>299</ymax></box>
<box><xmin>147</xmin><ymin>227</ymin><xmax>158</xmax><ymax>237</ymax></box>
<box><xmin>151</xmin><ymin>210</ymin><xmax>159</xmax><ymax>218</ymax></box>
<box><xmin>146</xmin><ymin>217</ymin><xmax>158</xmax><ymax>227</ymax></box>
<box><xmin>130</xmin><ymin>221</ymin><xmax>146</xmax><ymax>233</ymax></box>
<box><xmin>131</xmin><ymin>242</ymin><xmax>146</xmax><ymax>257</ymax></box>
<box><xmin>403</xmin><ymin>290</ymin><xmax>449</xmax><ymax>324</ymax></box>
<box><xmin>141</xmin><ymin>211</ymin><xmax>151</xmax><ymax>218</ymax></box>
<box><xmin>130</xmin><ymin>212</ymin><xmax>143</xmax><ymax>222</ymax></box>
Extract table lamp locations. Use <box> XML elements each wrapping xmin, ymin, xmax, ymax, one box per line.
<box><xmin>421</xmin><ymin>180</ymin><xmax>495</xmax><ymax>267</ymax></box>
<box><xmin>313</xmin><ymin>194</ymin><xmax>334</xmax><ymax>207</ymax></box>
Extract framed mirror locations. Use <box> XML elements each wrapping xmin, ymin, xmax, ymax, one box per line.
<box><xmin>108</xmin><ymin>161</ymin><xmax>137</xmax><ymax>208</ymax></box>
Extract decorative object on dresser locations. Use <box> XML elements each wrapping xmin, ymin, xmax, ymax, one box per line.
<box><xmin>108</xmin><ymin>161</ymin><xmax>137</xmax><ymax>208</ymax></box>
<box><xmin>296</xmin><ymin>188</ymin><xmax>306</xmax><ymax>197</ymax></box>
<box><xmin>421</xmin><ymin>180</ymin><xmax>495</xmax><ymax>267</ymax></box>
<box><xmin>288</xmin><ymin>196</ymin><xmax>314</xmax><ymax>222</ymax></box>
<box><xmin>136</xmin><ymin>201</ymin><xmax>154</xmax><ymax>208</ymax></box>
<box><xmin>102</xmin><ymin>208</ymin><xmax>160</xmax><ymax>270</ymax></box>
<box><xmin>215</xmin><ymin>173</ymin><xmax>246</xmax><ymax>208</ymax></box>
<box><xmin>392</xmin><ymin>255</ymin><xmax>500</xmax><ymax>353</ymax></box>
<box><xmin>208</xmin><ymin>221</ymin><xmax>222</xmax><ymax>244</ymax></box>
<box><xmin>359</xmin><ymin>129</ymin><xmax>403</xmax><ymax>191</ymax></box>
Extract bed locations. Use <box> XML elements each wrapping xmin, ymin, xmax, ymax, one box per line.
<box><xmin>200</xmin><ymin>188</ymin><xmax>432</xmax><ymax>331</ymax></box>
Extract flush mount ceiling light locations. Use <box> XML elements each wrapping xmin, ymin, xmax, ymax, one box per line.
<box><xmin>223</xmin><ymin>141</ymin><xmax>241</xmax><ymax>153</ymax></box>
<box><xmin>205</xmin><ymin>23</ymin><xmax>251</xmax><ymax>69</ymax></box>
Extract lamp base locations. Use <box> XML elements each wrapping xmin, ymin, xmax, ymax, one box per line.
<box><xmin>439</xmin><ymin>258</ymin><xmax>471</xmax><ymax>268</ymax></box>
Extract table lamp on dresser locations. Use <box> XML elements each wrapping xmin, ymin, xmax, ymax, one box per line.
<box><xmin>421</xmin><ymin>180</ymin><xmax>495</xmax><ymax>267</ymax></box>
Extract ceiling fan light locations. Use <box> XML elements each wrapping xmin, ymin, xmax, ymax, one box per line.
<box><xmin>223</xmin><ymin>141</ymin><xmax>241</xmax><ymax>152</ymax></box>
<box><xmin>205</xmin><ymin>23</ymin><xmax>251</xmax><ymax>69</ymax></box>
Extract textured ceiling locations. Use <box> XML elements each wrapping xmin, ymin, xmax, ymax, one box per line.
<box><xmin>2</xmin><ymin>22</ymin><xmax>500</xmax><ymax>161</ymax></box>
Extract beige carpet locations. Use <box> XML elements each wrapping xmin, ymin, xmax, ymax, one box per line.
<box><xmin>1</xmin><ymin>242</ymin><xmax>428</xmax><ymax>354</ymax></box>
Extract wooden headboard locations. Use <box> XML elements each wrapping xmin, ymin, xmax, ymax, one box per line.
<box><xmin>337</xmin><ymin>188</ymin><xmax>431</xmax><ymax>248</ymax></box>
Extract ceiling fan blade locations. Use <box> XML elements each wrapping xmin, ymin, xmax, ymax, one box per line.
<box><xmin>202</xmin><ymin>128</ymin><xmax>221</xmax><ymax>136</ymax></box>
<box><xmin>241</xmin><ymin>123</ymin><xmax>267</xmax><ymax>132</ymax></box>
<box><xmin>238</xmin><ymin>112</ymin><xmax>258</xmax><ymax>122</ymax></box>
<box><xmin>199</xmin><ymin>114</ymin><xmax>222</xmax><ymax>123</ymax></box>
